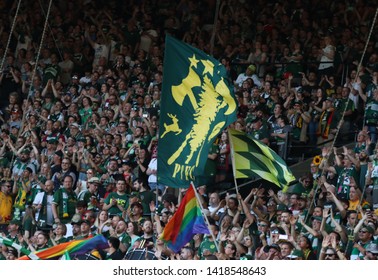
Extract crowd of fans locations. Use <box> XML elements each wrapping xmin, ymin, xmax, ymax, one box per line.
<box><xmin>0</xmin><ymin>0</ymin><xmax>377</xmax><ymax>260</ymax></box>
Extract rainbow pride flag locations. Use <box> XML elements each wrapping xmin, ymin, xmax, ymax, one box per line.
<box><xmin>18</xmin><ymin>235</ymin><xmax>109</xmax><ymax>260</ymax></box>
<box><xmin>161</xmin><ymin>183</ymin><xmax>209</xmax><ymax>253</ymax></box>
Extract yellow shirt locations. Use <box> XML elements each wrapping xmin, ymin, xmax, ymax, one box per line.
<box><xmin>348</xmin><ymin>199</ymin><xmax>369</xmax><ymax>219</ymax></box>
<box><xmin>0</xmin><ymin>192</ymin><xmax>13</xmax><ymax>224</ymax></box>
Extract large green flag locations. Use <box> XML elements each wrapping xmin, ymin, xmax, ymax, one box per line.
<box><xmin>157</xmin><ymin>36</ymin><xmax>237</xmax><ymax>188</ymax></box>
<box><xmin>228</xmin><ymin>129</ymin><xmax>296</xmax><ymax>190</ymax></box>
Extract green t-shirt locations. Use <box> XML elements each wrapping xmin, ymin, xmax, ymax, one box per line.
<box><xmin>139</xmin><ymin>190</ymin><xmax>156</xmax><ymax>214</ymax></box>
<box><xmin>23</xmin><ymin>217</ymin><xmax>37</xmax><ymax>237</ymax></box>
<box><xmin>104</xmin><ymin>192</ymin><xmax>129</xmax><ymax>216</ymax></box>
<box><xmin>365</xmin><ymin>99</ymin><xmax>378</xmax><ymax>125</ymax></box>
<box><xmin>79</xmin><ymin>107</ymin><xmax>93</xmax><ymax>125</ymax></box>
<box><xmin>52</xmin><ymin>188</ymin><xmax>77</xmax><ymax>224</ymax></box>
<box><xmin>198</xmin><ymin>237</ymin><xmax>218</xmax><ymax>260</ymax></box>
<box><xmin>250</xmin><ymin>126</ymin><xmax>269</xmax><ymax>142</ymax></box>
<box><xmin>335</xmin><ymin>166</ymin><xmax>359</xmax><ymax>199</ymax></box>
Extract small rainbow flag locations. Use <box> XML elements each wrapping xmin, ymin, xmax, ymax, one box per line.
<box><xmin>18</xmin><ymin>235</ymin><xmax>109</xmax><ymax>260</ymax></box>
<box><xmin>161</xmin><ymin>183</ymin><xmax>209</xmax><ymax>253</ymax></box>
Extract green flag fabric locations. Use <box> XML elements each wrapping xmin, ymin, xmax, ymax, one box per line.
<box><xmin>0</xmin><ymin>236</ymin><xmax>40</xmax><ymax>260</ymax></box>
<box><xmin>158</xmin><ymin>35</ymin><xmax>237</xmax><ymax>188</ymax></box>
<box><xmin>228</xmin><ymin>129</ymin><xmax>296</xmax><ymax>190</ymax></box>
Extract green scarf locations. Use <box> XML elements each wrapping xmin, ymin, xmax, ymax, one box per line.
<box><xmin>14</xmin><ymin>179</ymin><xmax>30</xmax><ymax>210</ymax></box>
<box><xmin>0</xmin><ymin>236</ymin><xmax>39</xmax><ymax>260</ymax></box>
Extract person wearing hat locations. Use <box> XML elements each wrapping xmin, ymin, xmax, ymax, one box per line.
<box><xmin>6</xmin><ymin>219</ymin><xmax>22</xmax><ymax>242</ymax></box>
<box><xmin>316</xmin><ymin>95</ymin><xmax>337</xmax><ymax>144</ymax></box>
<box><xmin>80</xmin><ymin>177</ymin><xmax>102</xmax><ymax>212</ymax></box>
<box><xmin>5</xmin><ymin>247</ymin><xmax>18</xmax><ymax>260</ymax></box>
<box><xmin>285</xmin><ymin>249</ymin><xmax>305</xmax><ymax>260</ymax></box>
<box><xmin>12</xmin><ymin>166</ymin><xmax>33</xmax><ymax>220</ymax></box>
<box><xmin>288</xmin><ymin>99</ymin><xmax>310</xmax><ymax>143</ymax></box>
<box><xmin>66</xmin><ymin>213</ymin><xmax>83</xmax><ymax>241</ymax></box>
<box><xmin>264</xmin><ymin>243</ymin><xmax>282</xmax><ymax>260</ymax></box>
<box><xmin>350</xmin><ymin>221</ymin><xmax>375</xmax><ymax>260</ymax></box>
<box><xmin>68</xmin><ymin>122</ymin><xmax>82</xmax><ymax>141</ymax></box>
<box><xmin>364</xmin><ymin>243</ymin><xmax>378</xmax><ymax>260</ymax></box>
<box><xmin>76</xmin><ymin>219</ymin><xmax>93</xmax><ymax>239</ymax></box>
<box><xmin>120</xmin><ymin>159</ymin><xmax>134</xmax><ymax>185</ymax></box>
<box><xmin>40</xmin><ymin>138</ymin><xmax>58</xmax><ymax>165</ymax></box>
<box><xmin>11</xmin><ymin>147</ymin><xmax>36</xmax><ymax>177</ymax></box>
<box><xmin>248</xmin><ymin>116</ymin><xmax>270</xmax><ymax>145</ymax></box>
<box><xmin>234</xmin><ymin>64</ymin><xmax>261</xmax><ymax>90</ymax></box>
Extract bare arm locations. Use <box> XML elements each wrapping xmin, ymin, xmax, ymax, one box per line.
<box><xmin>51</xmin><ymin>203</ymin><xmax>60</xmax><ymax>223</ymax></box>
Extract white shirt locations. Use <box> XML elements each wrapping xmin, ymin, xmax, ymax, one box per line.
<box><xmin>147</xmin><ymin>158</ymin><xmax>158</xmax><ymax>184</ymax></box>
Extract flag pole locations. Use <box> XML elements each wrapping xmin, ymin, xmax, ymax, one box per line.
<box><xmin>227</xmin><ymin>129</ymin><xmax>240</xmax><ymax>194</ymax></box>
<box><xmin>227</xmin><ymin>129</ymin><xmax>245</xmax><ymax>215</ymax></box>
<box><xmin>191</xmin><ymin>182</ymin><xmax>220</xmax><ymax>253</ymax></box>
<box><xmin>210</xmin><ymin>0</ymin><xmax>221</xmax><ymax>56</ymax></box>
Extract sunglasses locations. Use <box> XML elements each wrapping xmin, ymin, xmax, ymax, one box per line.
<box><xmin>258</xmin><ymin>223</ymin><xmax>268</xmax><ymax>227</ymax></box>
<box><xmin>359</xmin><ymin>230</ymin><xmax>368</xmax><ymax>233</ymax></box>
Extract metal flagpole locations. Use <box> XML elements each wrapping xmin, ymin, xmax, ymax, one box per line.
<box><xmin>210</xmin><ymin>0</ymin><xmax>221</xmax><ymax>56</ymax></box>
<box><xmin>191</xmin><ymin>182</ymin><xmax>220</xmax><ymax>253</ymax></box>
<box><xmin>227</xmin><ymin>130</ymin><xmax>246</xmax><ymax>216</ymax></box>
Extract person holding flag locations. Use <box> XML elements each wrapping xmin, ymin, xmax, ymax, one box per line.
<box><xmin>160</xmin><ymin>183</ymin><xmax>214</xmax><ymax>255</ymax></box>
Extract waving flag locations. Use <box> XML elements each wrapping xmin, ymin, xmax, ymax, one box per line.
<box><xmin>18</xmin><ymin>235</ymin><xmax>108</xmax><ymax>260</ymax></box>
<box><xmin>228</xmin><ymin>129</ymin><xmax>296</xmax><ymax>190</ymax></box>
<box><xmin>161</xmin><ymin>183</ymin><xmax>209</xmax><ymax>253</ymax></box>
<box><xmin>0</xmin><ymin>236</ymin><xmax>39</xmax><ymax>260</ymax></box>
<box><xmin>158</xmin><ymin>35</ymin><xmax>237</xmax><ymax>188</ymax></box>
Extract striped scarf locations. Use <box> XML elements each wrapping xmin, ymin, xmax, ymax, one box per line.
<box><xmin>317</xmin><ymin>109</ymin><xmax>334</xmax><ymax>139</ymax></box>
<box><xmin>0</xmin><ymin>236</ymin><xmax>39</xmax><ymax>260</ymax></box>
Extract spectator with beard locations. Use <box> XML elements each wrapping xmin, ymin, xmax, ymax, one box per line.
<box><xmin>51</xmin><ymin>157</ymin><xmax>77</xmax><ymax>191</ymax></box>
<box><xmin>139</xmin><ymin>219</ymin><xmax>155</xmax><ymax>250</ymax></box>
<box><xmin>132</xmin><ymin>178</ymin><xmax>155</xmax><ymax>214</ymax></box>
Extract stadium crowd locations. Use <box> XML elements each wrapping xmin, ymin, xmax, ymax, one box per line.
<box><xmin>0</xmin><ymin>0</ymin><xmax>377</xmax><ymax>260</ymax></box>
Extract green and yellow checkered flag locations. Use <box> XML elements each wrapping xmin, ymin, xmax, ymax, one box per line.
<box><xmin>157</xmin><ymin>35</ymin><xmax>237</xmax><ymax>188</ymax></box>
<box><xmin>228</xmin><ymin>129</ymin><xmax>295</xmax><ymax>190</ymax></box>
